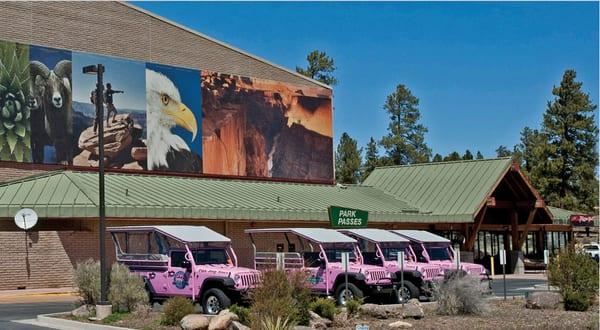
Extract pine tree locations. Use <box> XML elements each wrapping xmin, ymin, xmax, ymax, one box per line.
<box><xmin>432</xmin><ymin>153</ymin><xmax>443</xmax><ymax>162</ymax></box>
<box><xmin>296</xmin><ymin>50</ymin><xmax>338</xmax><ymax>86</ymax></box>
<box><xmin>476</xmin><ymin>151</ymin><xmax>484</xmax><ymax>159</ymax></box>
<box><xmin>335</xmin><ymin>132</ymin><xmax>362</xmax><ymax>184</ymax></box>
<box><xmin>361</xmin><ymin>137</ymin><xmax>380</xmax><ymax>181</ymax></box>
<box><xmin>463</xmin><ymin>149</ymin><xmax>474</xmax><ymax>160</ymax></box>
<box><xmin>380</xmin><ymin>84</ymin><xmax>431</xmax><ymax>165</ymax></box>
<box><xmin>443</xmin><ymin>151</ymin><xmax>461</xmax><ymax>161</ymax></box>
<box><xmin>534</xmin><ymin>70</ymin><xmax>599</xmax><ymax>212</ymax></box>
<box><xmin>495</xmin><ymin>145</ymin><xmax>512</xmax><ymax>157</ymax></box>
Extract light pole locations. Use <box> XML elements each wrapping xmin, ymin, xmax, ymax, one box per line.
<box><xmin>83</xmin><ymin>64</ymin><xmax>110</xmax><ymax>317</ymax></box>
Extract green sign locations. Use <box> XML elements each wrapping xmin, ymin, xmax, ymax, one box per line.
<box><xmin>328</xmin><ymin>206</ymin><xmax>368</xmax><ymax>228</ymax></box>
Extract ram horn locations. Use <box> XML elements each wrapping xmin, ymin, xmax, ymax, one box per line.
<box><xmin>29</xmin><ymin>60</ymin><xmax>50</xmax><ymax>81</ymax></box>
<box><xmin>53</xmin><ymin>60</ymin><xmax>71</xmax><ymax>81</ymax></box>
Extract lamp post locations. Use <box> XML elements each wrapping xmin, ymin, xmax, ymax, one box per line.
<box><xmin>83</xmin><ymin>64</ymin><xmax>111</xmax><ymax>318</ymax></box>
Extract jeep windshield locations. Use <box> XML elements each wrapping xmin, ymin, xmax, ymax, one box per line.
<box><xmin>191</xmin><ymin>248</ymin><xmax>230</xmax><ymax>265</ymax></box>
<box><xmin>323</xmin><ymin>245</ymin><xmax>357</xmax><ymax>263</ymax></box>
<box><xmin>379</xmin><ymin>243</ymin><xmax>412</xmax><ymax>261</ymax></box>
<box><xmin>426</xmin><ymin>246</ymin><xmax>452</xmax><ymax>261</ymax></box>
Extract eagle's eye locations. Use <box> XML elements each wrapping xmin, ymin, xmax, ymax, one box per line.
<box><xmin>160</xmin><ymin>94</ymin><xmax>170</xmax><ymax>105</ymax></box>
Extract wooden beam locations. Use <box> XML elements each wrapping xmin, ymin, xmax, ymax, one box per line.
<box><xmin>511</xmin><ymin>210</ymin><xmax>519</xmax><ymax>250</ymax></box>
<box><xmin>488</xmin><ymin>200</ymin><xmax>546</xmax><ymax>209</ymax></box>
<box><xmin>465</xmin><ymin>206</ymin><xmax>487</xmax><ymax>251</ymax></box>
<box><xmin>479</xmin><ymin>223</ymin><xmax>572</xmax><ymax>232</ymax></box>
<box><xmin>517</xmin><ymin>208</ymin><xmax>538</xmax><ymax>249</ymax></box>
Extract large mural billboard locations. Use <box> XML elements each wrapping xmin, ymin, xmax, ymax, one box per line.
<box><xmin>202</xmin><ymin>71</ymin><xmax>333</xmax><ymax>181</ymax></box>
<box><xmin>72</xmin><ymin>52</ymin><xmax>147</xmax><ymax>170</ymax></box>
<box><xmin>0</xmin><ymin>39</ymin><xmax>334</xmax><ymax>182</ymax></box>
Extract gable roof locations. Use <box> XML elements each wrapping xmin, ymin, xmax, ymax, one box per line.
<box><xmin>363</xmin><ymin>158</ymin><xmax>513</xmax><ymax>221</ymax></box>
<box><xmin>0</xmin><ymin>170</ymin><xmax>448</xmax><ymax>222</ymax></box>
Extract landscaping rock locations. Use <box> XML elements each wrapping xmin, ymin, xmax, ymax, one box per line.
<box><xmin>359</xmin><ymin>303</ymin><xmax>402</xmax><ymax>319</ymax></box>
<box><xmin>389</xmin><ymin>320</ymin><xmax>414</xmax><ymax>328</ymax></box>
<box><xmin>209</xmin><ymin>310</ymin><xmax>238</xmax><ymax>330</ymax></box>
<box><xmin>309</xmin><ymin>310</ymin><xmax>331</xmax><ymax>329</ymax></box>
<box><xmin>228</xmin><ymin>320</ymin><xmax>250</xmax><ymax>330</ymax></box>
<box><xmin>71</xmin><ymin>304</ymin><xmax>93</xmax><ymax>318</ymax></box>
<box><xmin>525</xmin><ymin>291</ymin><xmax>562</xmax><ymax>310</ymax></box>
<box><xmin>334</xmin><ymin>309</ymin><xmax>349</xmax><ymax>323</ymax></box>
<box><xmin>402</xmin><ymin>299</ymin><xmax>424</xmax><ymax>319</ymax></box>
<box><xmin>181</xmin><ymin>314</ymin><xmax>210</xmax><ymax>330</ymax></box>
<box><xmin>293</xmin><ymin>327</ymin><xmax>314</xmax><ymax>330</ymax></box>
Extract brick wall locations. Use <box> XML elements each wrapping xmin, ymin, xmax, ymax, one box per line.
<box><xmin>0</xmin><ymin>162</ymin><xmax>58</xmax><ymax>182</ymax></box>
<box><xmin>0</xmin><ymin>1</ymin><xmax>324</xmax><ymax>89</ymax></box>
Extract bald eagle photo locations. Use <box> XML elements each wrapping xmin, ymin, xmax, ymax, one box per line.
<box><xmin>146</xmin><ymin>68</ymin><xmax>201</xmax><ymax>172</ymax></box>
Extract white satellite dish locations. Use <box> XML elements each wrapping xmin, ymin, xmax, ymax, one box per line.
<box><xmin>14</xmin><ymin>208</ymin><xmax>38</xmax><ymax>230</ymax></box>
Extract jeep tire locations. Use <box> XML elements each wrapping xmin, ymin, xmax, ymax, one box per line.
<box><xmin>395</xmin><ymin>280</ymin><xmax>419</xmax><ymax>303</ymax></box>
<box><xmin>334</xmin><ymin>282</ymin><xmax>363</xmax><ymax>306</ymax></box>
<box><xmin>202</xmin><ymin>288</ymin><xmax>231</xmax><ymax>315</ymax></box>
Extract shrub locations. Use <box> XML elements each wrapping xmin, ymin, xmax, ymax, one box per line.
<box><xmin>108</xmin><ymin>263</ymin><xmax>149</xmax><ymax>312</ymax></box>
<box><xmin>161</xmin><ymin>296</ymin><xmax>195</xmax><ymax>326</ymax></box>
<box><xmin>435</xmin><ymin>272</ymin><xmax>489</xmax><ymax>315</ymax></box>
<box><xmin>74</xmin><ymin>259</ymin><xmax>100</xmax><ymax>305</ymax></box>
<box><xmin>309</xmin><ymin>297</ymin><xmax>337</xmax><ymax>320</ymax></box>
<box><xmin>345</xmin><ymin>298</ymin><xmax>363</xmax><ymax>315</ymax></box>
<box><xmin>102</xmin><ymin>311</ymin><xmax>127</xmax><ymax>324</ymax></box>
<box><xmin>131</xmin><ymin>303</ymin><xmax>152</xmax><ymax>319</ymax></box>
<box><xmin>259</xmin><ymin>316</ymin><xmax>294</xmax><ymax>330</ymax></box>
<box><xmin>548</xmin><ymin>247</ymin><xmax>598</xmax><ymax>311</ymax></box>
<box><xmin>229</xmin><ymin>304</ymin><xmax>251</xmax><ymax>326</ymax></box>
<box><xmin>249</xmin><ymin>270</ymin><xmax>311</xmax><ymax>328</ymax></box>
<box><xmin>563</xmin><ymin>289</ymin><xmax>591</xmax><ymax>312</ymax></box>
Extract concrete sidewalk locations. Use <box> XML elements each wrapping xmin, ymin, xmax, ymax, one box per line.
<box><xmin>0</xmin><ymin>287</ymin><xmax>78</xmax><ymax>304</ymax></box>
<box><xmin>490</xmin><ymin>273</ymin><xmax>547</xmax><ymax>281</ymax></box>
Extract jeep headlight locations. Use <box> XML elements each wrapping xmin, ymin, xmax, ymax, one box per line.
<box><xmin>414</xmin><ymin>271</ymin><xmax>422</xmax><ymax>278</ymax></box>
<box><xmin>364</xmin><ymin>270</ymin><xmax>370</xmax><ymax>279</ymax></box>
<box><xmin>234</xmin><ymin>274</ymin><xmax>240</xmax><ymax>283</ymax></box>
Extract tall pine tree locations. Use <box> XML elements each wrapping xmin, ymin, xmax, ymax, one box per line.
<box><xmin>463</xmin><ymin>149</ymin><xmax>474</xmax><ymax>160</ymax></box>
<box><xmin>534</xmin><ymin>70</ymin><xmax>598</xmax><ymax>212</ymax></box>
<box><xmin>432</xmin><ymin>153</ymin><xmax>443</xmax><ymax>162</ymax></box>
<box><xmin>476</xmin><ymin>151</ymin><xmax>484</xmax><ymax>159</ymax></box>
<box><xmin>380</xmin><ymin>84</ymin><xmax>431</xmax><ymax>165</ymax></box>
<box><xmin>335</xmin><ymin>132</ymin><xmax>362</xmax><ymax>184</ymax></box>
<box><xmin>361</xmin><ymin>137</ymin><xmax>380</xmax><ymax>181</ymax></box>
<box><xmin>443</xmin><ymin>151</ymin><xmax>461</xmax><ymax>161</ymax></box>
<box><xmin>296</xmin><ymin>50</ymin><xmax>338</xmax><ymax>86</ymax></box>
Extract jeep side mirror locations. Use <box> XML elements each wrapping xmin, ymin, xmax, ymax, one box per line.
<box><xmin>181</xmin><ymin>260</ymin><xmax>192</xmax><ymax>272</ymax></box>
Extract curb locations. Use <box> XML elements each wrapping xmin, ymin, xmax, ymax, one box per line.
<box><xmin>37</xmin><ymin>312</ymin><xmax>133</xmax><ymax>330</ymax></box>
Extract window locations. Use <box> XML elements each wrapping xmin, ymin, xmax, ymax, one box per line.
<box><xmin>426</xmin><ymin>247</ymin><xmax>452</xmax><ymax>261</ymax></box>
<box><xmin>193</xmin><ymin>249</ymin><xmax>229</xmax><ymax>265</ymax></box>
<box><xmin>324</xmin><ymin>248</ymin><xmax>356</xmax><ymax>263</ymax></box>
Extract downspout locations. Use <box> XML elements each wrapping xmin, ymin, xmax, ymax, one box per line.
<box><xmin>184</xmin><ymin>244</ymin><xmax>196</xmax><ymax>301</ymax></box>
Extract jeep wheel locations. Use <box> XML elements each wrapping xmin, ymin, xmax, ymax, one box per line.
<box><xmin>202</xmin><ymin>288</ymin><xmax>231</xmax><ymax>315</ymax></box>
<box><xmin>395</xmin><ymin>281</ymin><xmax>419</xmax><ymax>303</ymax></box>
<box><xmin>334</xmin><ymin>283</ymin><xmax>363</xmax><ymax>306</ymax></box>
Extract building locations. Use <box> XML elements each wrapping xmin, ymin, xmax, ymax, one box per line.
<box><xmin>0</xmin><ymin>2</ymin><xmax>571</xmax><ymax>289</ymax></box>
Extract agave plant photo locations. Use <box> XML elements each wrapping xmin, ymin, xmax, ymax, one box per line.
<box><xmin>0</xmin><ymin>41</ymin><xmax>31</xmax><ymax>162</ymax></box>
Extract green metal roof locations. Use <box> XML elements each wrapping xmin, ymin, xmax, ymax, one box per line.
<box><xmin>363</xmin><ymin>158</ymin><xmax>513</xmax><ymax>220</ymax></box>
<box><xmin>0</xmin><ymin>170</ymin><xmax>457</xmax><ymax>223</ymax></box>
<box><xmin>547</xmin><ymin>206</ymin><xmax>578</xmax><ymax>221</ymax></box>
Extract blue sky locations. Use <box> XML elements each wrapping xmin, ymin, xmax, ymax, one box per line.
<box><xmin>72</xmin><ymin>52</ymin><xmax>146</xmax><ymax>110</ymax></box>
<box><xmin>135</xmin><ymin>1</ymin><xmax>599</xmax><ymax>158</ymax></box>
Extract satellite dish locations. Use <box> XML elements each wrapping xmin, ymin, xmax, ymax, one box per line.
<box><xmin>14</xmin><ymin>208</ymin><xmax>38</xmax><ymax>230</ymax></box>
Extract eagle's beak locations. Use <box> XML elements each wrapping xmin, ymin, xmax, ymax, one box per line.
<box><xmin>168</xmin><ymin>102</ymin><xmax>198</xmax><ymax>141</ymax></box>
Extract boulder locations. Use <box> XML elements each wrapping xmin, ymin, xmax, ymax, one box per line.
<box><xmin>209</xmin><ymin>310</ymin><xmax>238</xmax><ymax>330</ymax></box>
<box><xmin>525</xmin><ymin>291</ymin><xmax>562</xmax><ymax>310</ymax></box>
<box><xmin>359</xmin><ymin>303</ymin><xmax>402</xmax><ymax>319</ymax></box>
<box><xmin>389</xmin><ymin>320</ymin><xmax>413</xmax><ymax>328</ymax></box>
<box><xmin>78</xmin><ymin>113</ymin><xmax>134</xmax><ymax>158</ymax></box>
<box><xmin>228</xmin><ymin>320</ymin><xmax>250</xmax><ymax>330</ymax></box>
<box><xmin>71</xmin><ymin>304</ymin><xmax>93</xmax><ymax>318</ymax></box>
<box><xmin>402</xmin><ymin>299</ymin><xmax>424</xmax><ymax>319</ymax></box>
<box><xmin>181</xmin><ymin>314</ymin><xmax>210</xmax><ymax>330</ymax></box>
<box><xmin>308</xmin><ymin>310</ymin><xmax>331</xmax><ymax>329</ymax></box>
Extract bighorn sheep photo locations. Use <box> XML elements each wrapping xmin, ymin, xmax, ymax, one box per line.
<box><xmin>29</xmin><ymin>60</ymin><xmax>73</xmax><ymax>164</ymax></box>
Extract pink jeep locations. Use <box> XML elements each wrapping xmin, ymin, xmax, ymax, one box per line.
<box><xmin>392</xmin><ymin>230</ymin><xmax>491</xmax><ymax>290</ymax></box>
<box><xmin>108</xmin><ymin>225</ymin><xmax>260</xmax><ymax>314</ymax></box>
<box><xmin>339</xmin><ymin>229</ymin><xmax>444</xmax><ymax>302</ymax></box>
<box><xmin>245</xmin><ymin>228</ymin><xmax>396</xmax><ymax>305</ymax></box>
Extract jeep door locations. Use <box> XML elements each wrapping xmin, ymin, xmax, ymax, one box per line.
<box><xmin>167</xmin><ymin>250</ymin><xmax>194</xmax><ymax>297</ymax></box>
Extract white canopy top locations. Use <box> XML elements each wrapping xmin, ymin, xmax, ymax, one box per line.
<box><xmin>245</xmin><ymin>228</ymin><xmax>356</xmax><ymax>244</ymax></box>
<box><xmin>339</xmin><ymin>229</ymin><xmax>409</xmax><ymax>243</ymax></box>
<box><xmin>392</xmin><ymin>230</ymin><xmax>451</xmax><ymax>243</ymax></box>
<box><xmin>108</xmin><ymin>225</ymin><xmax>231</xmax><ymax>243</ymax></box>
